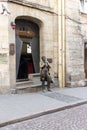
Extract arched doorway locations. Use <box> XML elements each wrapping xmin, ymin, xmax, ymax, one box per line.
<box><xmin>15</xmin><ymin>18</ymin><xmax>40</xmax><ymax>81</ymax></box>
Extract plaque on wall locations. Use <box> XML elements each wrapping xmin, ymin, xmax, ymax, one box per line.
<box><xmin>47</xmin><ymin>58</ymin><xmax>52</xmax><ymax>63</ymax></box>
<box><xmin>9</xmin><ymin>43</ymin><xmax>15</xmax><ymax>55</ymax></box>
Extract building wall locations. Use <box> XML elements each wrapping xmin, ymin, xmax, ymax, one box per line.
<box><xmin>80</xmin><ymin>13</ymin><xmax>87</xmax><ymax>78</ymax></box>
<box><xmin>0</xmin><ymin>0</ymin><xmax>57</xmax><ymax>93</ymax></box>
<box><xmin>65</xmin><ymin>0</ymin><xmax>85</xmax><ymax>86</ymax></box>
<box><xmin>0</xmin><ymin>0</ymin><xmax>87</xmax><ymax>93</ymax></box>
<box><xmin>0</xmin><ymin>3</ymin><xmax>11</xmax><ymax>93</ymax></box>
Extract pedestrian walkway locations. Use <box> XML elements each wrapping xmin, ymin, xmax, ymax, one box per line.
<box><xmin>0</xmin><ymin>86</ymin><xmax>87</xmax><ymax>127</ymax></box>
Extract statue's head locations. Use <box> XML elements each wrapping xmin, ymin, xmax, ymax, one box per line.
<box><xmin>42</xmin><ymin>56</ymin><xmax>46</xmax><ymax>62</ymax></box>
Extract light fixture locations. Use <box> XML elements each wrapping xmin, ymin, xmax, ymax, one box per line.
<box><xmin>11</xmin><ymin>22</ymin><xmax>16</xmax><ymax>29</ymax></box>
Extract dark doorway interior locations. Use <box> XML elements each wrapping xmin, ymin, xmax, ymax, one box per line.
<box><xmin>85</xmin><ymin>43</ymin><xmax>87</xmax><ymax>78</ymax></box>
<box><xmin>17</xmin><ymin>42</ymin><xmax>35</xmax><ymax>80</ymax></box>
<box><xmin>16</xmin><ymin>19</ymin><xmax>40</xmax><ymax>81</ymax></box>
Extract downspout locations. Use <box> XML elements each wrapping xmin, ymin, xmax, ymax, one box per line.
<box><xmin>58</xmin><ymin>0</ymin><xmax>66</xmax><ymax>88</ymax></box>
<box><xmin>62</xmin><ymin>0</ymin><xmax>66</xmax><ymax>88</ymax></box>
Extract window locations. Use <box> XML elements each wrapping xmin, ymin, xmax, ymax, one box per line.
<box><xmin>80</xmin><ymin>0</ymin><xmax>87</xmax><ymax>13</ymax></box>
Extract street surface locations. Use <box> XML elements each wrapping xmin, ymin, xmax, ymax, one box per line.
<box><xmin>0</xmin><ymin>103</ymin><xmax>87</xmax><ymax>130</ymax></box>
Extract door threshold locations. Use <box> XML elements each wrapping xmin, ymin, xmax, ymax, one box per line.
<box><xmin>16</xmin><ymin>78</ymin><xmax>29</xmax><ymax>82</ymax></box>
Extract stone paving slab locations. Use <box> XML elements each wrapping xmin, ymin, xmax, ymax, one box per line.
<box><xmin>0</xmin><ymin>87</ymin><xmax>87</xmax><ymax>127</ymax></box>
<box><xmin>54</xmin><ymin>87</ymin><xmax>87</xmax><ymax>99</ymax></box>
<box><xmin>41</xmin><ymin>91</ymin><xmax>81</xmax><ymax>103</ymax></box>
<box><xmin>0</xmin><ymin>93</ymin><xmax>67</xmax><ymax>126</ymax></box>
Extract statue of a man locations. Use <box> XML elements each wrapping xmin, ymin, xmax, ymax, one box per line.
<box><xmin>40</xmin><ymin>56</ymin><xmax>52</xmax><ymax>91</ymax></box>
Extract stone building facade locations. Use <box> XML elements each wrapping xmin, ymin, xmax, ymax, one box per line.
<box><xmin>65</xmin><ymin>0</ymin><xmax>87</xmax><ymax>87</ymax></box>
<box><xmin>0</xmin><ymin>0</ymin><xmax>87</xmax><ymax>93</ymax></box>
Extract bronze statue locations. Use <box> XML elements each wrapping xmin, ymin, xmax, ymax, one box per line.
<box><xmin>40</xmin><ymin>56</ymin><xmax>52</xmax><ymax>91</ymax></box>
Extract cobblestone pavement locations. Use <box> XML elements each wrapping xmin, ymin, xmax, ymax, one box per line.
<box><xmin>1</xmin><ymin>103</ymin><xmax>87</xmax><ymax>130</ymax></box>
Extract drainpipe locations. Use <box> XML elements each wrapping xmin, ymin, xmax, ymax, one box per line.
<box><xmin>58</xmin><ymin>0</ymin><xmax>66</xmax><ymax>88</ymax></box>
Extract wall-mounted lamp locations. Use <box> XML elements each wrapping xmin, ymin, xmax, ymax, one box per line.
<box><xmin>11</xmin><ymin>22</ymin><xmax>16</xmax><ymax>29</ymax></box>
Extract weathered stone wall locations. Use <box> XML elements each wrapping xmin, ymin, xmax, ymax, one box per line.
<box><xmin>0</xmin><ymin>2</ymin><xmax>10</xmax><ymax>93</ymax></box>
<box><xmin>66</xmin><ymin>0</ymin><xmax>85</xmax><ymax>87</ymax></box>
<box><xmin>52</xmin><ymin>0</ymin><xmax>58</xmax><ymax>77</ymax></box>
<box><xmin>0</xmin><ymin>0</ymin><xmax>56</xmax><ymax>93</ymax></box>
<box><xmin>8</xmin><ymin>0</ymin><xmax>57</xmax><ymax>9</ymax></box>
<box><xmin>1</xmin><ymin>0</ymin><xmax>87</xmax><ymax>93</ymax></box>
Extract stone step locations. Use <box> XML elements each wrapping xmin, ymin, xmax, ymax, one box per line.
<box><xmin>28</xmin><ymin>73</ymin><xmax>40</xmax><ymax>80</ymax></box>
<box><xmin>14</xmin><ymin>73</ymin><xmax>58</xmax><ymax>94</ymax></box>
<box><xmin>16</xmin><ymin>83</ymin><xmax>42</xmax><ymax>94</ymax></box>
<box><xmin>16</xmin><ymin>80</ymin><xmax>33</xmax><ymax>87</ymax></box>
<box><xmin>15</xmin><ymin>73</ymin><xmax>42</xmax><ymax>93</ymax></box>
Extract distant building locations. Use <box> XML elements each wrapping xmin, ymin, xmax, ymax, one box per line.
<box><xmin>0</xmin><ymin>0</ymin><xmax>87</xmax><ymax>93</ymax></box>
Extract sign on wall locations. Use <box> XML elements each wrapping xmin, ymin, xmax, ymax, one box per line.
<box><xmin>9</xmin><ymin>44</ymin><xmax>15</xmax><ymax>55</ymax></box>
<box><xmin>0</xmin><ymin>53</ymin><xmax>8</xmax><ymax>64</ymax></box>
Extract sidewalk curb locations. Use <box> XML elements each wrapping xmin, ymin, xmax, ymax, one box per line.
<box><xmin>0</xmin><ymin>100</ymin><xmax>87</xmax><ymax>128</ymax></box>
